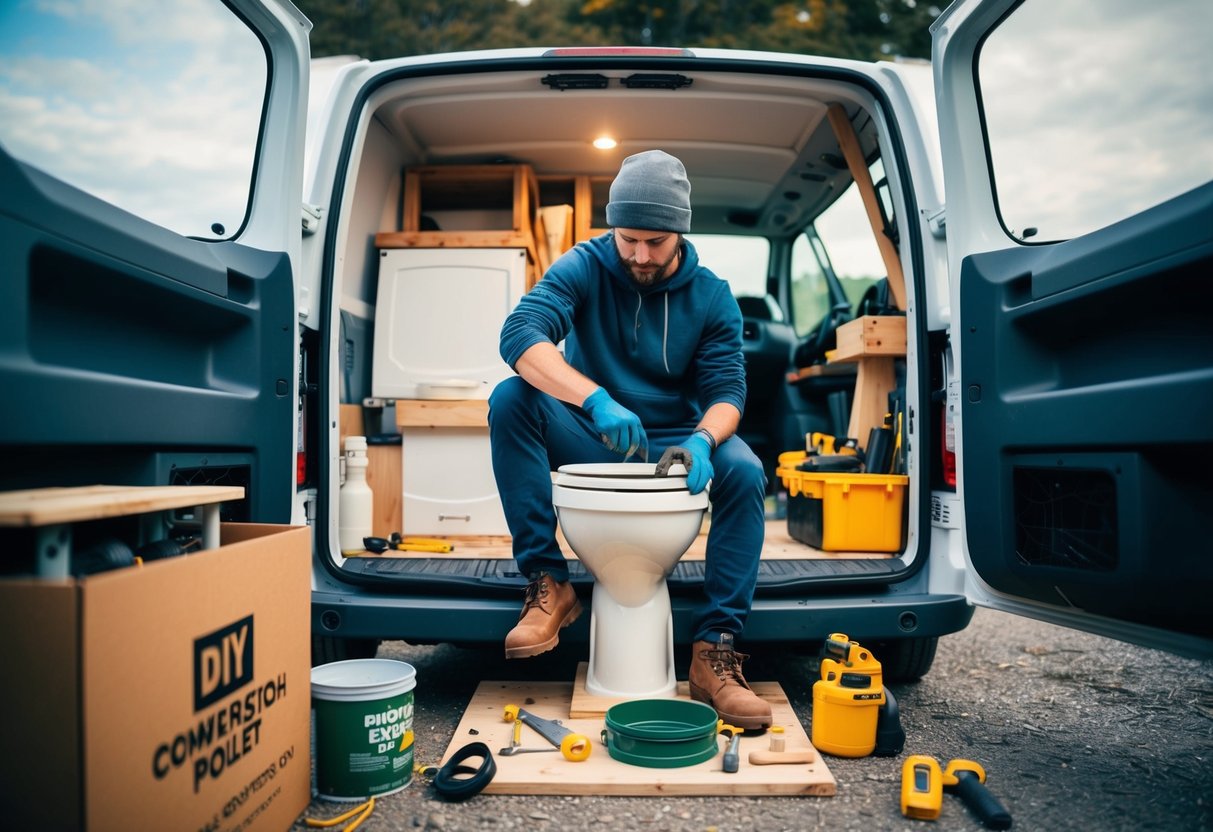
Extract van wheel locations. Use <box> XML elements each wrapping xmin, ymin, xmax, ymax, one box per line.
<box><xmin>872</xmin><ymin>637</ymin><xmax>938</xmax><ymax>683</ymax></box>
<box><xmin>311</xmin><ymin>635</ymin><xmax>380</xmax><ymax>666</ymax></box>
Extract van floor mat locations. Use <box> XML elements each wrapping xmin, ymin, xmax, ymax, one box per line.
<box><xmin>341</xmin><ymin>556</ymin><xmax>904</xmax><ymax>596</ymax></box>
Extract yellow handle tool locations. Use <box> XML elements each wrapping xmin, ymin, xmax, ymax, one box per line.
<box><xmin>502</xmin><ymin>703</ymin><xmax>591</xmax><ymax>762</ymax></box>
<box><xmin>395</xmin><ymin>539</ymin><xmax>454</xmax><ymax>553</ymax></box>
<box><xmin>901</xmin><ymin>754</ymin><xmax>943</xmax><ymax>820</ymax></box>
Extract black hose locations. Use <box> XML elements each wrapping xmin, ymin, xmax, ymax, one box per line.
<box><xmin>431</xmin><ymin>742</ymin><xmax>496</xmax><ymax>801</ymax></box>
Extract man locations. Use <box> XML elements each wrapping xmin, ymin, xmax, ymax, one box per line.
<box><xmin>488</xmin><ymin>150</ymin><xmax>771</xmax><ymax>729</ymax></box>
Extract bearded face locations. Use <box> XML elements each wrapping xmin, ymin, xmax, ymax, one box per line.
<box><xmin>614</xmin><ymin>230</ymin><xmax>682</xmax><ymax>287</ymax></box>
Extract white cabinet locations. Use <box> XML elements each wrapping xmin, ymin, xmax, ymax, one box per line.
<box><xmin>395</xmin><ymin>400</ymin><xmax>507</xmax><ymax>536</ymax></box>
<box><xmin>401</xmin><ymin>427</ymin><xmax>507</xmax><ymax>535</ymax></box>
<box><xmin>371</xmin><ymin>248</ymin><xmax>527</xmax><ymax>400</ymax></box>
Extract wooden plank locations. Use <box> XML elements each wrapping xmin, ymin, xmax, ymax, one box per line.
<box><xmin>0</xmin><ymin>485</ymin><xmax>245</xmax><ymax>527</ymax></box>
<box><xmin>395</xmin><ymin>399</ymin><xmax>489</xmax><ymax>428</ymax></box>
<box><xmin>444</xmin><ymin>680</ymin><xmax>835</xmax><ymax>796</ymax></box>
<box><xmin>846</xmin><ymin>357</ymin><xmax>897</xmax><ymax>449</ymax></box>
<box><xmin>337</xmin><ymin>403</ymin><xmax>364</xmax><ymax>447</ymax></box>
<box><xmin>367</xmin><ymin>444</ymin><xmax>402</xmax><ymax>538</ymax></box>
<box><xmin>574</xmin><ymin>176</ymin><xmax>594</xmax><ymax>242</ymax></box>
<box><xmin>374</xmin><ymin>229</ymin><xmax>538</xmax><ymax>254</ymax></box>
<box><xmin>829</xmin><ymin>315</ymin><xmax>907</xmax><ymax>363</ymax></box>
<box><xmin>826</xmin><ymin>104</ymin><xmax>907</xmax><ymax>311</ymax></box>
<box><xmin>346</xmin><ymin>520</ymin><xmax>893</xmax><ymax>562</ymax></box>
<box><xmin>786</xmin><ymin>362</ymin><xmax>858</xmax><ymax>383</ymax></box>
<box><xmin>390</xmin><ymin>163</ymin><xmax>545</xmax><ymax>271</ymax></box>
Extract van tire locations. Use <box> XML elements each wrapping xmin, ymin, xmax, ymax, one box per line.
<box><xmin>872</xmin><ymin>636</ymin><xmax>938</xmax><ymax>683</ymax></box>
<box><xmin>311</xmin><ymin>635</ymin><xmax>380</xmax><ymax>666</ymax></box>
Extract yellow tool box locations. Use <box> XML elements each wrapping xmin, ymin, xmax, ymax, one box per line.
<box><xmin>776</xmin><ymin>451</ymin><xmax>908</xmax><ymax>552</ymax></box>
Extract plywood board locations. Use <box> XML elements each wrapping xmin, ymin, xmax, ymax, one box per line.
<box><xmin>345</xmin><ymin>520</ymin><xmax>892</xmax><ymax>562</ymax></box>
<box><xmin>395</xmin><ymin>399</ymin><xmax>489</xmax><ymax>428</ymax></box>
<box><xmin>0</xmin><ymin>485</ymin><xmax>245</xmax><ymax>527</ymax></box>
<box><xmin>367</xmin><ymin>444</ymin><xmax>402</xmax><ymax>538</ymax></box>
<box><xmin>442</xmin><ymin>680</ymin><xmax>835</xmax><ymax>796</ymax></box>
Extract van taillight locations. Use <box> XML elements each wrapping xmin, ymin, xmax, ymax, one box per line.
<box><xmin>941</xmin><ymin>407</ymin><xmax>956</xmax><ymax>488</ymax></box>
<box><xmin>296</xmin><ymin>394</ymin><xmax>307</xmax><ymax>486</ymax></box>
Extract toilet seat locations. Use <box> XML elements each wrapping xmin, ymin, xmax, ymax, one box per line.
<box><xmin>554</xmin><ymin>462</ymin><xmax>691</xmax><ymax>492</ymax></box>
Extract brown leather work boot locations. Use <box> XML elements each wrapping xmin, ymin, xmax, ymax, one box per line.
<box><xmin>688</xmin><ymin>633</ymin><xmax>773</xmax><ymax>730</ymax></box>
<box><xmin>504</xmin><ymin>572</ymin><xmax>583</xmax><ymax>659</ymax></box>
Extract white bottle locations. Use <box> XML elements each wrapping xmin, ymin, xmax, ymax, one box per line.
<box><xmin>338</xmin><ymin>435</ymin><xmax>374</xmax><ymax>553</ymax></box>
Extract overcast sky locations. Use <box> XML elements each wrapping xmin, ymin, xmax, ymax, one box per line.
<box><xmin>0</xmin><ymin>0</ymin><xmax>266</xmax><ymax>237</ymax></box>
<box><xmin>1</xmin><ymin>0</ymin><xmax>1209</xmax><ymax>257</ymax></box>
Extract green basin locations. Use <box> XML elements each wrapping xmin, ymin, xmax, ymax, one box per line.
<box><xmin>602</xmin><ymin>699</ymin><xmax>720</xmax><ymax>768</ymax></box>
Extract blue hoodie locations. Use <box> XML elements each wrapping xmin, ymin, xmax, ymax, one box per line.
<box><xmin>499</xmin><ymin>232</ymin><xmax>745</xmax><ymax>428</ymax></box>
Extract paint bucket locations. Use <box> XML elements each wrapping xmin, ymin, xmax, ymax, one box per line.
<box><xmin>311</xmin><ymin>659</ymin><xmax>417</xmax><ymax>801</ymax></box>
<box><xmin>602</xmin><ymin>698</ymin><xmax>720</xmax><ymax>768</ymax></box>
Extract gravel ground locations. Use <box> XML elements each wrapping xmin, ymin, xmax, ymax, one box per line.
<box><xmin>294</xmin><ymin>608</ymin><xmax>1213</xmax><ymax>831</ymax></box>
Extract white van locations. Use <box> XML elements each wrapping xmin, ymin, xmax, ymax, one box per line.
<box><xmin>1</xmin><ymin>0</ymin><xmax>1209</xmax><ymax>674</ymax></box>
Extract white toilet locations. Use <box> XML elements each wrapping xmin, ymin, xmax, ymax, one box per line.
<box><xmin>552</xmin><ymin>462</ymin><xmax>709</xmax><ymax>698</ymax></box>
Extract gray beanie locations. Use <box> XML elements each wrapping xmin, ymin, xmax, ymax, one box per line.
<box><xmin>606</xmin><ymin>150</ymin><xmax>692</xmax><ymax>233</ymax></box>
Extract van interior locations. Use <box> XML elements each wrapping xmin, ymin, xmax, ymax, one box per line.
<box><xmin>311</xmin><ymin>56</ymin><xmax>933</xmax><ymax>606</ymax></box>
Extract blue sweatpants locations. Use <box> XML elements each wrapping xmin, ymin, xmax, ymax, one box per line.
<box><xmin>487</xmin><ymin>376</ymin><xmax>767</xmax><ymax>642</ymax></box>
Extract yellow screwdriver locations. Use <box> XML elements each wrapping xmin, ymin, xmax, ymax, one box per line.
<box><xmin>362</xmin><ymin>535</ymin><xmax>455</xmax><ymax>554</ymax></box>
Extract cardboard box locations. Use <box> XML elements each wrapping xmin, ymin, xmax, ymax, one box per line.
<box><xmin>0</xmin><ymin>523</ymin><xmax>311</xmax><ymax>832</ymax></box>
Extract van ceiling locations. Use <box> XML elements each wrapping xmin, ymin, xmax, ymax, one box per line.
<box><xmin>372</xmin><ymin>67</ymin><xmax>876</xmax><ymax>237</ymax></box>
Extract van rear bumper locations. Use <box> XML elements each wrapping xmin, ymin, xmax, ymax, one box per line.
<box><xmin>311</xmin><ymin>588</ymin><xmax>974</xmax><ymax>647</ymax></box>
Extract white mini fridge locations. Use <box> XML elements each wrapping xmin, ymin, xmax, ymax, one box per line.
<box><xmin>371</xmin><ymin>248</ymin><xmax>527</xmax><ymax>400</ymax></box>
<box><xmin>371</xmin><ymin>247</ymin><xmax>527</xmax><ymax>536</ymax></box>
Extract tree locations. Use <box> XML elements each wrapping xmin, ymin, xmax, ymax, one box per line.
<box><xmin>298</xmin><ymin>0</ymin><xmax>939</xmax><ymax>61</ymax></box>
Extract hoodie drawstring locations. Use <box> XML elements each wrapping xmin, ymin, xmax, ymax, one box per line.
<box><xmin>662</xmin><ymin>293</ymin><xmax>670</xmax><ymax>374</ymax></box>
<box><xmin>633</xmin><ymin>290</ymin><xmax>671</xmax><ymax>375</ymax></box>
<box><xmin>633</xmin><ymin>291</ymin><xmax>643</xmax><ymax>351</ymax></box>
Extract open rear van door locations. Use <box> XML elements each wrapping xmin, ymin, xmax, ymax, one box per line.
<box><xmin>0</xmin><ymin>1</ymin><xmax>311</xmax><ymax>521</ymax></box>
<box><xmin>933</xmin><ymin>0</ymin><xmax>1213</xmax><ymax>656</ymax></box>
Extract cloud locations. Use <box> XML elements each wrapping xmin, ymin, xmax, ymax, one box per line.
<box><xmin>1</xmin><ymin>0</ymin><xmax>267</xmax><ymax>235</ymax></box>
<box><xmin>977</xmin><ymin>0</ymin><xmax>1213</xmax><ymax>239</ymax></box>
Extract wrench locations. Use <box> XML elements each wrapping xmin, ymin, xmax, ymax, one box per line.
<box><xmin>498</xmin><ymin>718</ymin><xmax>558</xmax><ymax>756</ymax></box>
<box><xmin>503</xmin><ymin>704</ymin><xmax>592</xmax><ymax>761</ymax></box>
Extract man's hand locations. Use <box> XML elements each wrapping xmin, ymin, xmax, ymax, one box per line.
<box><xmin>655</xmin><ymin>433</ymin><xmax>714</xmax><ymax>494</ymax></box>
<box><xmin>582</xmin><ymin>388</ymin><xmax>648</xmax><ymax>459</ymax></box>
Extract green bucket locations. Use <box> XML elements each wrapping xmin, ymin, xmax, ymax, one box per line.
<box><xmin>602</xmin><ymin>699</ymin><xmax>719</xmax><ymax>768</ymax></box>
<box><xmin>311</xmin><ymin>659</ymin><xmax>417</xmax><ymax>801</ymax></box>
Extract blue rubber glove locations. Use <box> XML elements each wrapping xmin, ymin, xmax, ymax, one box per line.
<box><xmin>582</xmin><ymin>387</ymin><xmax>648</xmax><ymax>459</ymax></box>
<box><xmin>656</xmin><ymin>433</ymin><xmax>714</xmax><ymax>494</ymax></box>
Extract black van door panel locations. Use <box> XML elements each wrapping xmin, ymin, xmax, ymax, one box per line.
<box><xmin>0</xmin><ymin>151</ymin><xmax>295</xmax><ymax>522</ymax></box>
<box><xmin>958</xmin><ymin>183</ymin><xmax>1213</xmax><ymax>638</ymax></box>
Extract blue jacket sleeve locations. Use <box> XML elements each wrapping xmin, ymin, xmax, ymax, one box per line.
<box><xmin>693</xmin><ymin>282</ymin><xmax>747</xmax><ymax>415</ymax></box>
<box><xmin>499</xmin><ymin>248</ymin><xmax>588</xmax><ymax>369</ymax></box>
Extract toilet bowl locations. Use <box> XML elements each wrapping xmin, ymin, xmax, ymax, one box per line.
<box><xmin>552</xmin><ymin>462</ymin><xmax>708</xmax><ymax>698</ymax></box>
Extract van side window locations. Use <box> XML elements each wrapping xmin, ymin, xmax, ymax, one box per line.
<box><xmin>977</xmin><ymin>0</ymin><xmax>1213</xmax><ymax>243</ymax></box>
<box><xmin>791</xmin><ymin>180</ymin><xmax>886</xmax><ymax>339</ymax></box>
<box><xmin>685</xmin><ymin>234</ymin><xmax>770</xmax><ymax>298</ymax></box>
<box><xmin>0</xmin><ymin>4</ymin><xmax>267</xmax><ymax>239</ymax></box>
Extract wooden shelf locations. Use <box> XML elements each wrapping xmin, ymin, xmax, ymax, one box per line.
<box><xmin>828</xmin><ymin>315</ymin><xmax>906</xmax><ymax>363</ymax></box>
<box><xmin>816</xmin><ymin>316</ymin><xmax>907</xmax><ymax>447</ymax></box>
<box><xmin>0</xmin><ymin>485</ymin><xmax>243</xmax><ymax>528</ymax></box>
<box><xmin>395</xmin><ymin>398</ymin><xmax>489</xmax><ymax>428</ymax></box>
<box><xmin>786</xmin><ymin>362</ymin><xmax>859</xmax><ymax>383</ymax></box>
<box><xmin>574</xmin><ymin>175</ymin><xmax>611</xmax><ymax>242</ymax></box>
<box><xmin>375</xmin><ymin>164</ymin><xmax>547</xmax><ymax>288</ymax></box>
<box><xmin>0</xmin><ymin>485</ymin><xmax>244</xmax><ymax>578</ymax></box>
